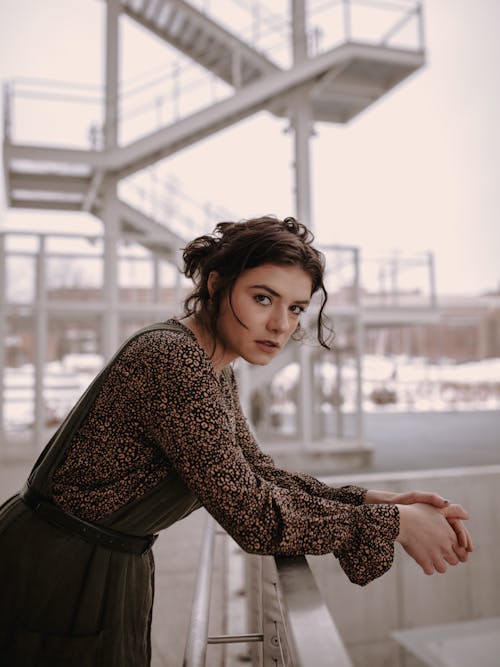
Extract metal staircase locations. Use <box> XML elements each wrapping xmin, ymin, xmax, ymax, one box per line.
<box><xmin>121</xmin><ymin>0</ymin><xmax>280</xmax><ymax>87</ymax></box>
<box><xmin>3</xmin><ymin>0</ymin><xmax>425</xmax><ymax>245</ymax></box>
<box><xmin>1</xmin><ymin>0</ymin><xmax>430</xmax><ymax>450</ymax></box>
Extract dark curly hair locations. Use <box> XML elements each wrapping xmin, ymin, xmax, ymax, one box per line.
<box><xmin>181</xmin><ymin>215</ymin><xmax>332</xmax><ymax>351</ymax></box>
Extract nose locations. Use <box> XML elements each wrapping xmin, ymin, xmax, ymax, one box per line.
<box><xmin>267</xmin><ymin>306</ymin><xmax>289</xmax><ymax>334</ymax></box>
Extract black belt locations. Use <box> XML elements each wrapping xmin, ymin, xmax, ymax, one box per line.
<box><xmin>21</xmin><ymin>485</ymin><xmax>158</xmax><ymax>556</ymax></box>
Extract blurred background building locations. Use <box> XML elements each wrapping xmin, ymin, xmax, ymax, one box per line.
<box><xmin>1</xmin><ymin>1</ymin><xmax>499</xmax><ymax>666</ymax></box>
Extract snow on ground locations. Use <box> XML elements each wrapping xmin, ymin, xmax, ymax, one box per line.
<box><xmin>2</xmin><ymin>355</ymin><xmax>500</xmax><ymax>431</ymax></box>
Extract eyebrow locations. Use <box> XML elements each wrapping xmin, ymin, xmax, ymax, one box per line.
<box><xmin>249</xmin><ymin>283</ymin><xmax>310</xmax><ymax>305</ymax></box>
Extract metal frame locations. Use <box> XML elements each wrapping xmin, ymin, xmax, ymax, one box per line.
<box><xmin>183</xmin><ymin>513</ymin><xmax>353</xmax><ymax>667</ymax></box>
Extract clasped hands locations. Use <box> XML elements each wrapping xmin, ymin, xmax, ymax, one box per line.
<box><xmin>364</xmin><ymin>489</ymin><xmax>474</xmax><ymax>575</ymax></box>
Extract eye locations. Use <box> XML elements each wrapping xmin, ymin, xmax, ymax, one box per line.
<box><xmin>254</xmin><ymin>294</ymin><xmax>272</xmax><ymax>306</ymax></box>
<box><xmin>290</xmin><ymin>305</ymin><xmax>306</xmax><ymax>316</ymax></box>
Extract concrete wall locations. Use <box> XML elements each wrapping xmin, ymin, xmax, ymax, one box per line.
<box><xmin>308</xmin><ymin>465</ymin><xmax>500</xmax><ymax>667</ymax></box>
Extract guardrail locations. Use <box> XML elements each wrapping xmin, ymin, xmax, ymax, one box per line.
<box><xmin>183</xmin><ymin>513</ymin><xmax>353</xmax><ymax>666</ymax></box>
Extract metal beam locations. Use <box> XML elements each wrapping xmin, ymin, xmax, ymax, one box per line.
<box><xmin>9</xmin><ymin>172</ymin><xmax>91</xmax><ymax>193</ymax></box>
<box><xmin>83</xmin><ymin>170</ymin><xmax>105</xmax><ymax>211</ymax></box>
<box><xmin>10</xmin><ymin>199</ymin><xmax>83</xmax><ymax>211</ymax></box>
<box><xmin>4</xmin><ymin>143</ymin><xmax>106</xmax><ymax>169</ymax></box>
<box><xmin>109</xmin><ymin>42</ymin><xmax>423</xmax><ymax>177</ymax></box>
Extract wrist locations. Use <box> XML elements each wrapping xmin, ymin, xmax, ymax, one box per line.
<box><xmin>395</xmin><ymin>504</ymin><xmax>409</xmax><ymax>544</ymax></box>
<box><xmin>364</xmin><ymin>489</ymin><xmax>398</xmax><ymax>505</ymax></box>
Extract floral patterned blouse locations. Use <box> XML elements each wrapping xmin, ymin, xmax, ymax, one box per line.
<box><xmin>52</xmin><ymin>320</ymin><xmax>399</xmax><ymax>585</ymax></box>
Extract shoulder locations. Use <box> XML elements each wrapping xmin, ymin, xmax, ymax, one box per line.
<box><xmin>119</xmin><ymin>323</ymin><xmax>209</xmax><ymax>375</ymax></box>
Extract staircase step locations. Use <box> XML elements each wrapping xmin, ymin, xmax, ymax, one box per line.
<box><xmin>122</xmin><ymin>0</ymin><xmax>279</xmax><ymax>89</ymax></box>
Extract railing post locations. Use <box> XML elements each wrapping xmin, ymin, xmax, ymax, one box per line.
<box><xmin>0</xmin><ymin>234</ymin><xmax>6</xmax><ymax>455</ymax></box>
<box><xmin>231</xmin><ymin>46</ymin><xmax>243</xmax><ymax>89</ymax></box>
<box><xmin>183</xmin><ymin>515</ymin><xmax>216</xmax><ymax>667</ymax></box>
<box><xmin>417</xmin><ymin>1</ymin><xmax>425</xmax><ymax>52</ymax></box>
<box><xmin>3</xmin><ymin>82</ymin><xmax>11</xmax><ymax>141</ymax></box>
<box><xmin>428</xmin><ymin>250</ymin><xmax>437</xmax><ymax>309</ymax></box>
<box><xmin>34</xmin><ymin>235</ymin><xmax>47</xmax><ymax>451</ymax></box>
<box><xmin>343</xmin><ymin>0</ymin><xmax>351</xmax><ymax>42</ymax></box>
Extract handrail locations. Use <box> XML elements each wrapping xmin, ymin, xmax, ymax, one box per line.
<box><xmin>183</xmin><ymin>514</ymin><xmax>217</xmax><ymax>667</ymax></box>
<box><xmin>274</xmin><ymin>555</ymin><xmax>354</xmax><ymax>667</ymax></box>
<box><xmin>183</xmin><ymin>511</ymin><xmax>355</xmax><ymax>666</ymax></box>
<box><xmin>183</xmin><ymin>514</ymin><xmax>266</xmax><ymax>666</ymax></box>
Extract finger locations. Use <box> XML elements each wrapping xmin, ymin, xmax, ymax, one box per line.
<box><xmin>433</xmin><ymin>558</ymin><xmax>447</xmax><ymax>574</ymax></box>
<box><xmin>415</xmin><ymin>492</ymin><xmax>449</xmax><ymax>508</ymax></box>
<box><xmin>464</xmin><ymin>527</ymin><xmax>475</xmax><ymax>552</ymax></box>
<box><xmin>420</xmin><ymin>559</ymin><xmax>435</xmax><ymax>576</ymax></box>
<box><xmin>448</xmin><ymin>518</ymin><xmax>468</xmax><ymax>548</ymax></box>
<box><xmin>452</xmin><ymin>544</ymin><xmax>469</xmax><ymax>562</ymax></box>
<box><xmin>443</xmin><ymin>550</ymin><xmax>459</xmax><ymax>566</ymax></box>
<box><xmin>449</xmin><ymin>518</ymin><xmax>474</xmax><ymax>553</ymax></box>
<box><xmin>443</xmin><ymin>503</ymin><xmax>469</xmax><ymax>520</ymax></box>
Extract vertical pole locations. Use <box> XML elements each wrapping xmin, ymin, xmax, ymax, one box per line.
<box><xmin>174</xmin><ymin>248</ymin><xmax>183</xmax><ymax>314</ymax></box>
<box><xmin>0</xmin><ymin>234</ymin><xmax>6</xmax><ymax>454</ymax></box>
<box><xmin>291</xmin><ymin>0</ymin><xmax>315</xmax><ymax>447</ymax></box>
<box><xmin>292</xmin><ymin>0</ymin><xmax>308</xmax><ymax>62</ymax></box>
<box><xmin>102</xmin><ymin>0</ymin><xmax>120</xmax><ymax>360</ymax></box>
<box><xmin>428</xmin><ymin>251</ymin><xmax>437</xmax><ymax>309</ymax></box>
<box><xmin>34</xmin><ymin>236</ymin><xmax>48</xmax><ymax>451</ymax></box>
<box><xmin>102</xmin><ymin>178</ymin><xmax>120</xmax><ymax>360</ymax></box>
<box><xmin>152</xmin><ymin>254</ymin><xmax>160</xmax><ymax>304</ymax></box>
<box><xmin>3</xmin><ymin>83</ymin><xmax>11</xmax><ymax>142</ymax></box>
<box><xmin>335</xmin><ymin>347</ymin><xmax>344</xmax><ymax>439</ymax></box>
<box><xmin>343</xmin><ymin>0</ymin><xmax>351</xmax><ymax>42</ymax></box>
<box><xmin>252</xmin><ymin>2</ymin><xmax>260</xmax><ymax>46</ymax></box>
<box><xmin>353</xmin><ymin>248</ymin><xmax>365</xmax><ymax>447</ymax></box>
<box><xmin>391</xmin><ymin>250</ymin><xmax>399</xmax><ymax>307</ymax></box>
<box><xmin>105</xmin><ymin>0</ymin><xmax>119</xmax><ymax>150</ymax></box>
<box><xmin>417</xmin><ymin>1</ymin><xmax>425</xmax><ymax>52</ymax></box>
<box><xmin>231</xmin><ymin>47</ymin><xmax>242</xmax><ymax>89</ymax></box>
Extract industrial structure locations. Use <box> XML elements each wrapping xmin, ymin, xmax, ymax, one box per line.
<box><xmin>1</xmin><ymin>0</ymin><xmax>436</xmax><ymax>460</ymax></box>
<box><xmin>3</xmin><ymin>5</ymin><xmax>500</xmax><ymax>667</ymax></box>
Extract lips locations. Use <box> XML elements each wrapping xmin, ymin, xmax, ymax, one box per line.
<box><xmin>255</xmin><ymin>340</ymin><xmax>280</xmax><ymax>349</ymax></box>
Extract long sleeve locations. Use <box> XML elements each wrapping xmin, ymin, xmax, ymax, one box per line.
<box><xmin>139</xmin><ymin>330</ymin><xmax>399</xmax><ymax>586</ymax></box>
<box><xmin>228</xmin><ymin>368</ymin><xmax>367</xmax><ymax>506</ymax></box>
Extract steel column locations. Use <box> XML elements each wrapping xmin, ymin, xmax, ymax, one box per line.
<box><xmin>0</xmin><ymin>234</ymin><xmax>6</xmax><ymax>453</ymax></box>
<box><xmin>102</xmin><ymin>0</ymin><xmax>121</xmax><ymax>359</ymax></box>
<box><xmin>34</xmin><ymin>236</ymin><xmax>48</xmax><ymax>451</ymax></box>
<box><xmin>291</xmin><ymin>0</ymin><xmax>315</xmax><ymax>447</ymax></box>
<box><xmin>353</xmin><ymin>248</ymin><xmax>365</xmax><ymax>446</ymax></box>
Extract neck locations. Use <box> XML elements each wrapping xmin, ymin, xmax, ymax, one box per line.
<box><xmin>181</xmin><ymin>315</ymin><xmax>232</xmax><ymax>374</ymax></box>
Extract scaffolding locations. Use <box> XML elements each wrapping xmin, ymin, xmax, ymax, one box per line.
<box><xmin>2</xmin><ymin>0</ymin><xmax>435</xmax><ymax>460</ymax></box>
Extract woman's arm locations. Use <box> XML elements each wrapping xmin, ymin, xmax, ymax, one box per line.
<box><xmin>229</xmin><ymin>370</ymin><xmax>367</xmax><ymax>505</ymax></box>
<box><xmin>228</xmin><ymin>371</ymin><xmax>473</xmax><ymax>558</ymax></box>
<box><xmin>139</xmin><ymin>333</ymin><xmax>399</xmax><ymax>585</ymax></box>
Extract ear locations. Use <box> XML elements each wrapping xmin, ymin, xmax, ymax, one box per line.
<box><xmin>207</xmin><ymin>271</ymin><xmax>220</xmax><ymax>298</ymax></box>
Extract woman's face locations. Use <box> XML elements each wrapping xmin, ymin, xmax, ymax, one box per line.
<box><xmin>212</xmin><ymin>263</ymin><xmax>312</xmax><ymax>367</ymax></box>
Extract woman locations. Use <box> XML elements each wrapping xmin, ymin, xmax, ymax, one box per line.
<box><xmin>0</xmin><ymin>216</ymin><xmax>472</xmax><ymax>666</ymax></box>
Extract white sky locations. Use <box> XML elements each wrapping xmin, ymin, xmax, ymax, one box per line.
<box><xmin>0</xmin><ymin>0</ymin><xmax>499</xmax><ymax>296</ymax></box>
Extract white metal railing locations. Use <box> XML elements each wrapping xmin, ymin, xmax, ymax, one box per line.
<box><xmin>183</xmin><ymin>516</ymin><xmax>264</xmax><ymax>667</ymax></box>
<box><xmin>119</xmin><ymin>168</ymin><xmax>236</xmax><ymax>242</ymax></box>
<box><xmin>0</xmin><ymin>228</ymin><xmax>437</xmax><ymax>453</ymax></box>
<box><xmin>183</xmin><ymin>514</ymin><xmax>352</xmax><ymax>666</ymax></box>
<box><xmin>321</xmin><ymin>244</ymin><xmax>436</xmax><ymax>310</ymax></box>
